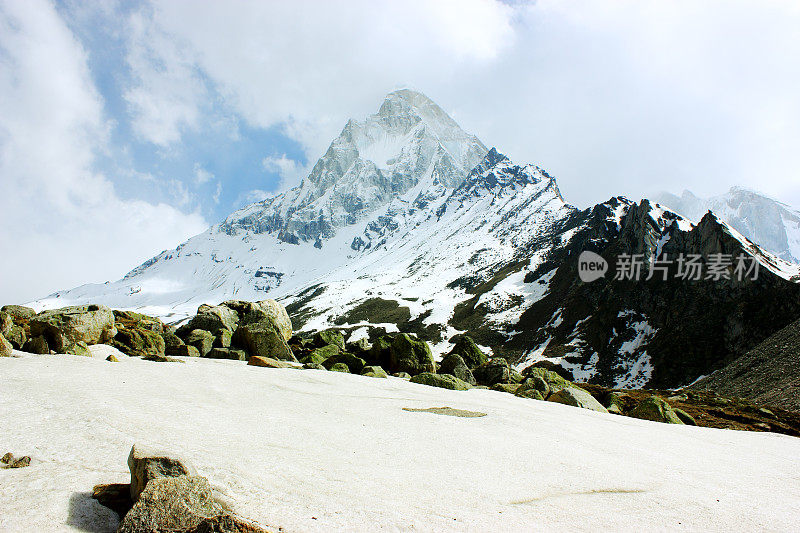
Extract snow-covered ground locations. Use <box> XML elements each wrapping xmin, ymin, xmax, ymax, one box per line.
<box><xmin>2</xmin><ymin>352</ymin><xmax>799</xmax><ymax>532</ymax></box>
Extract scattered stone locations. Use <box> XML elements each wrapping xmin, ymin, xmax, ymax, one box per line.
<box><xmin>127</xmin><ymin>444</ymin><xmax>197</xmax><ymax>502</ymax></box>
<box><xmin>403</xmin><ymin>407</ymin><xmax>486</xmax><ymax>418</ymax></box>
<box><xmin>446</xmin><ymin>335</ymin><xmax>487</xmax><ymax>369</ymax></box>
<box><xmin>438</xmin><ymin>353</ymin><xmax>476</xmax><ymax>385</ymax></box>
<box><xmin>107</xmin><ymin>355</ymin><xmax>120</xmax><ymax>362</ymax></box>
<box><xmin>329</xmin><ymin>362</ymin><xmax>350</xmax><ymax>373</ymax></box>
<box><xmin>2</xmin><ymin>453</ymin><xmax>31</xmax><ymax>468</ymax></box>
<box><xmin>389</xmin><ymin>333</ymin><xmax>436</xmax><ymax>376</ymax></box>
<box><xmin>361</xmin><ymin>365</ymin><xmax>388</xmax><ymax>378</ymax></box>
<box><xmin>410</xmin><ymin>372</ymin><xmax>471</xmax><ymax>391</ymax></box>
<box><xmin>548</xmin><ymin>388</ymin><xmax>608</xmax><ymax>413</ymax></box>
<box><xmin>629</xmin><ymin>396</ymin><xmax>684</xmax><ymax>424</ymax></box>
<box><xmin>247</xmin><ymin>356</ymin><xmax>294</xmax><ymax>369</ymax></box>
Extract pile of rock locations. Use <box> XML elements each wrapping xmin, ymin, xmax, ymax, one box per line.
<box><xmin>1</xmin><ymin>452</ymin><xmax>31</xmax><ymax>469</ymax></box>
<box><xmin>93</xmin><ymin>444</ymin><xmax>268</xmax><ymax>533</ymax></box>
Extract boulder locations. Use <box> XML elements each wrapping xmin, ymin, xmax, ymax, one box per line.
<box><xmin>438</xmin><ymin>353</ymin><xmax>476</xmax><ymax>385</ymax></box>
<box><xmin>446</xmin><ymin>335</ymin><xmax>487</xmax><ymax>368</ymax></box>
<box><xmin>114</xmin><ymin>328</ymin><xmax>166</xmax><ymax>359</ymax></box>
<box><xmin>114</xmin><ymin>310</ymin><xmax>164</xmax><ymax>333</ymax></box>
<box><xmin>361</xmin><ymin>365</ymin><xmax>388</xmax><ymax>378</ymax></box>
<box><xmin>143</xmin><ymin>354</ymin><xmax>185</xmax><ymax>363</ymax></box>
<box><xmin>675</xmin><ymin>408</ymin><xmax>697</xmax><ymax>426</ymax></box>
<box><xmin>0</xmin><ymin>311</ymin><xmax>12</xmax><ymax>337</ymax></box>
<box><xmin>213</xmin><ymin>329</ymin><xmax>232</xmax><ymax>349</ymax></box>
<box><xmin>323</xmin><ymin>352</ymin><xmax>367</xmax><ymax>374</ymax></box>
<box><xmin>117</xmin><ymin>475</ymin><xmax>223</xmax><ymax>533</ymax></box>
<box><xmin>491</xmin><ymin>383</ymin><xmax>520</xmax><ymax>394</ymax></box>
<box><xmin>303</xmin><ymin>344</ymin><xmax>340</xmax><ymax>365</ymax></box>
<box><xmin>472</xmin><ymin>358</ymin><xmax>511</xmax><ymax>386</ymax></box>
<box><xmin>127</xmin><ymin>444</ymin><xmax>197</xmax><ymax>502</ymax></box>
<box><xmin>367</xmin><ymin>335</ymin><xmax>393</xmax><ymax>367</ymax></box>
<box><xmin>347</xmin><ymin>337</ymin><xmax>371</xmax><ymax>354</ymax></box>
<box><xmin>186</xmin><ymin>329</ymin><xmax>215</xmax><ymax>358</ymax></box>
<box><xmin>1</xmin><ymin>453</ymin><xmax>31</xmax><ymax>468</ymax></box>
<box><xmin>234</xmin><ymin>323</ymin><xmax>295</xmax><ymax>361</ymax></box>
<box><xmin>392</xmin><ymin>372</ymin><xmax>411</xmax><ymax>379</ymax></box>
<box><xmin>247</xmin><ymin>356</ymin><xmax>293</xmax><ymax>368</ymax></box>
<box><xmin>5</xmin><ymin>325</ymin><xmax>26</xmax><ymax>349</ymax></box>
<box><xmin>163</xmin><ymin>331</ymin><xmax>186</xmax><ymax>356</ymax></box>
<box><xmin>516</xmin><ymin>375</ymin><xmax>550</xmax><ymax>399</ymax></box>
<box><xmin>224</xmin><ymin>299</ymin><xmax>292</xmax><ymax>341</ymax></box>
<box><xmin>547</xmin><ymin>388</ymin><xmax>608</xmax><ymax>413</ymax></box>
<box><xmin>61</xmin><ymin>341</ymin><xmax>91</xmax><ymax>357</ymax></box>
<box><xmin>604</xmin><ymin>392</ymin><xmax>628</xmax><ymax>414</ymax></box>
<box><xmin>524</xmin><ymin>367</ymin><xmax>575</xmax><ymax>395</ymax></box>
<box><xmin>410</xmin><ymin>372</ymin><xmax>472</xmax><ymax>391</ymax></box>
<box><xmin>206</xmin><ymin>348</ymin><xmax>247</xmax><ymax>361</ymax></box>
<box><xmin>106</xmin><ymin>355</ymin><xmax>120</xmax><ymax>362</ymax></box>
<box><xmin>0</xmin><ymin>333</ymin><xmax>12</xmax><ymax>357</ymax></box>
<box><xmin>1</xmin><ymin>305</ymin><xmax>36</xmax><ymax>321</ymax></box>
<box><xmin>302</xmin><ymin>363</ymin><xmax>326</xmax><ymax>370</ymax></box>
<box><xmin>329</xmin><ymin>362</ymin><xmax>350</xmax><ymax>373</ymax></box>
<box><xmin>186</xmin><ymin>304</ymin><xmax>239</xmax><ymax>336</ymax></box>
<box><xmin>313</xmin><ymin>329</ymin><xmax>345</xmax><ymax>350</ymax></box>
<box><xmin>91</xmin><ymin>483</ymin><xmax>133</xmax><ymax>518</ymax></box>
<box><xmin>628</xmin><ymin>396</ymin><xmax>684</xmax><ymax>424</ymax></box>
<box><xmin>22</xmin><ymin>335</ymin><xmax>49</xmax><ymax>354</ymax></box>
<box><xmin>29</xmin><ymin>304</ymin><xmax>116</xmax><ymax>352</ymax></box>
<box><xmin>388</xmin><ymin>334</ymin><xmax>436</xmax><ymax>376</ymax></box>
<box><xmin>172</xmin><ymin>345</ymin><xmax>201</xmax><ymax>358</ymax></box>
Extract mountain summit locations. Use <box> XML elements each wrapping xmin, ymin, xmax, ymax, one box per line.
<box><xmin>222</xmin><ymin>89</ymin><xmax>487</xmax><ymax>244</ymax></box>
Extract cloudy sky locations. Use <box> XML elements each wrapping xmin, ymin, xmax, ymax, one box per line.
<box><xmin>1</xmin><ymin>0</ymin><xmax>799</xmax><ymax>303</ymax></box>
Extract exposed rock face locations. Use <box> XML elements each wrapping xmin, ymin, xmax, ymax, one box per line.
<box><xmin>548</xmin><ymin>388</ymin><xmax>608</xmax><ymax>413</ymax></box>
<box><xmin>410</xmin><ymin>372</ymin><xmax>471</xmax><ymax>390</ymax></box>
<box><xmin>29</xmin><ymin>304</ymin><xmax>116</xmax><ymax>352</ymax></box>
<box><xmin>127</xmin><ymin>444</ymin><xmax>197</xmax><ymax>502</ymax></box>
<box><xmin>388</xmin><ymin>333</ymin><xmax>435</xmax><ymax>375</ymax></box>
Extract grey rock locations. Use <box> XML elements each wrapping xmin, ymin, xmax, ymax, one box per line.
<box><xmin>29</xmin><ymin>304</ymin><xmax>116</xmax><ymax>352</ymax></box>
<box><xmin>438</xmin><ymin>353</ymin><xmax>476</xmax><ymax>385</ymax></box>
<box><xmin>127</xmin><ymin>443</ymin><xmax>197</xmax><ymax>502</ymax></box>
<box><xmin>547</xmin><ymin>388</ymin><xmax>608</xmax><ymax>413</ymax></box>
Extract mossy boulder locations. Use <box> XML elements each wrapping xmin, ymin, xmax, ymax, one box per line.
<box><xmin>329</xmin><ymin>362</ymin><xmax>350</xmax><ymax>373</ymax></box>
<box><xmin>389</xmin><ymin>333</ymin><xmax>435</xmax><ymax>376</ymax></box>
<box><xmin>0</xmin><ymin>311</ymin><xmax>12</xmax><ymax>338</ymax></box>
<box><xmin>185</xmin><ymin>329</ymin><xmax>215</xmax><ymax>357</ymax></box>
<box><xmin>206</xmin><ymin>348</ymin><xmax>247</xmax><ymax>360</ymax></box>
<box><xmin>524</xmin><ymin>367</ymin><xmax>576</xmax><ymax>395</ymax></box>
<box><xmin>472</xmin><ymin>358</ymin><xmax>511</xmax><ymax>386</ymax></box>
<box><xmin>172</xmin><ymin>345</ymin><xmax>200</xmax><ymax>358</ymax></box>
<box><xmin>114</xmin><ymin>328</ymin><xmax>166</xmax><ymax>359</ymax></box>
<box><xmin>410</xmin><ymin>372</ymin><xmax>471</xmax><ymax>391</ymax></box>
<box><xmin>29</xmin><ymin>304</ymin><xmax>116</xmax><ymax>352</ymax></box>
<box><xmin>516</xmin><ymin>388</ymin><xmax>545</xmax><ymax>401</ymax></box>
<box><xmin>224</xmin><ymin>299</ymin><xmax>292</xmax><ymax>341</ymax></box>
<box><xmin>438</xmin><ymin>353</ymin><xmax>476</xmax><ymax>385</ymax></box>
<box><xmin>5</xmin><ymin>325</ymin><xmax>26</xmax><ymax>350</ymax></box>
<box><xmin>604</xmin><ymin>392</ymin><xmax>628</xmax><ymax>414</ymax></box>
<box><xmin>23</xmin><ymin>335</ymin><xmax>49</xmax><ymax>354</ymax></box>
<box><xmin>234</xmin><ymin>322</ymin><xmax>295</xmax><ymax>361</ymax></box>
<box><xmin>213</xmin><ymin>329</ymin><xmax>232</xmax><ymax>349</ymax></box>
<box><xmin>629</xmin><ymin>396</ymin><xmax>684</xmax><ymax>424</ymax></box>
<box><xmin>162</xmin><ymin>331</ymin><xmax>185</xmax><ymax>356</ymax></box>
<box><xmin>61</xmin><ymin>341</ymin><xmax>91</xmax><ymax>357</ymax></box>
<box><xmin>361</xmin><ymin>365</ymin><xmax>388</xmax><ymax>378</ymax></box>
<box><xmin>1</xmin><ymin>305</ymin><xmax>35</xmax><ymax>321</ymax></box>
<box><xmin>185</xmin><ymin>304</ymin><xmax>239</xmax><ymax>336</ymax></box>
<box><xmin>0</xmin><ymin>333</ymin><xmax>13</xmax><ymax>357</ymax></box>
<box><xmin>548</xmin><ymin>388</ymin><xmax>608</xmax><ymax>413</ymax></box>
<box><xmin>113</xmin><ymin>310</ymin><xmax>164</xmax><ymax>333</ymax></box>
<box><xmin>516</xmin><ymin>375</ymin><xmax>550</xmax><ymax>399</ymax></box>
<box><xmin>347</xmin><ymin>337</ymin><xmax>371</xmax><ymax>355</ymax></box>
<box><xmin>313</xmin><ymin>329</ymin><xmax>345</xmax><ymax>350</ymax></box>
<box><xmin>490</xmin><ymin>383</ymin><xmax>520</xmax><ymax>394</ymax></box>
<box><xmin>323</xmin><ymin>352</ymin><xmax>367</xmax><ymax>374</ymax></box>
<box><xmin>675</xmin><ymin>408</ymin><xmax>697</xmax><ymax>425</ymax></box>
<box><xmin>446</xmin><ymin>335</ymin><xmax>487</xmax><ymax>368</ymax></box>
<box><xmin>369</xmin><ymin>335</ymin><xmax>394</xmax><ymax>367</ymax></box>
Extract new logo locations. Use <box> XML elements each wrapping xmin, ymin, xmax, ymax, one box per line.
<box><xmin>578</xmin><ymin>251</ymin><xmax>608</xmax><ymax>282</ymax></box>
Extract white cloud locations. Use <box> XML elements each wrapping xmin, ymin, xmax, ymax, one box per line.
<box><xmin>261</xmin><ymin>154</ymin><xmax>308</xmax><ymax>190</ymax></box>
<box><xmin>212</xmin><ymin>181</ymin><xmax>222</xmax><ymax>204</ymax></box>
<box><xmin>193</xmin><ymin>163</ymin><xmax>214</xmax><ymax>185</ymax></box>
<box><xmin>0</xmin><ymin>0</ymin><xmax>208</xmax><ymax>304</ymax></box>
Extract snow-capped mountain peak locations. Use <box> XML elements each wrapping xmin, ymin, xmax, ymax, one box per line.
<box><xmin>222</xmin><ymin>89</ymin><xmax>487</xmax><ymax>243</ymax></box>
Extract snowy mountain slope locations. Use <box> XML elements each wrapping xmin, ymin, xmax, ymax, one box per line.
<box><xmin>3</xmin><ymin>352</ymin><xmax>800</xmax><ymax>532</ymax></box>
<box><xmin>30</xmin><ymin>91</ymin><xmax>800</xmax><ymax>389</ymax></box>
<box><xmin>655</xmin><ymin>188</ymin><xmax>800</xmax><ymax>263</ymax></box>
